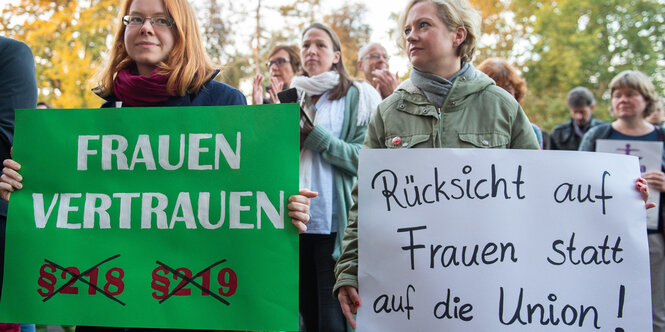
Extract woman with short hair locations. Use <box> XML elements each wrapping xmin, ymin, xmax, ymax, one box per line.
<box><xmin>252</xmin><ymin>45</ymin><xmax>301</xmax><ymax>105</ymax></box>
<box><xmin>579</xmin><ymin>70</ymin><xmax>665</xmax><ymax>332</ymax></box>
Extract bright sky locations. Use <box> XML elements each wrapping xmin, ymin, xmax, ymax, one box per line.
<box><xmin>0</xmin><ymin>0</ymin><xmax>411</xmax><ymax>78</ymax></box>
<box><xmin>190</xmin><ymin>0</ymin><xmax>411</xmax><ymax>91</ymax></box>
<box><xmin>190</xmin><ymin>0</ymin><xmax>412</xmax><ymax>76</ymax></box>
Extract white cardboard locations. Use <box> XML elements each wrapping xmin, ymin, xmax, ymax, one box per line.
<box><xmin>596</xmin><ymin>139</ymin><xmax>662</xmax><ymax>230</ymax></box>
<box><xmin>357</xmin><ymin>149</ymin><xmax>651</xmax><ymax>332</ymax></box>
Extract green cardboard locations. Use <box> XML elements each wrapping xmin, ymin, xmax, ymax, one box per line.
<box><xmin>0</xmin><ymin>104</ymin><xmax>300</xmax><ymax>330</ymax></box>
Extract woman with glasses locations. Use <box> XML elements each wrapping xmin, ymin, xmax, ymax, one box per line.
<box><xmin>92</xmin><ymin>0</ymin><xmax>244</xmax><ymax>107</ymax></box>
<box><xmin>291</xmin><ymin>23</ymin><xmax>381</xmax><ymax>332</ymax></box>
<box><xmin>252</xmin><ymin>45</ymin><xmax>301</xmax><ymax>105</ymax></box>
<box><xmin>0</xmin><ymin>0</ymin><xmax>315</xmax><ymax>330</ymax></box>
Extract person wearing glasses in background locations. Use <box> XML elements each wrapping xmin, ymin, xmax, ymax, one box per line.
<box><xmin>0</xmin><ymin>0</ymin><xmax>316</xmax><ymax>330</ymax></box>
<box><xmin>252</xmin><ymin>45</ymin><xmax>302</xmax><ymax>104</ymax></box>
<box><xmin>356</xmin><ymin>43</ymin><xmax>399</xmax><ymax>99</ymax></box>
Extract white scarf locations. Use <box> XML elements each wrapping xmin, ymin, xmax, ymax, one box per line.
<box><xmin>292</xmin><ymin>71</ymin><xmax>381</xmax><ymax>198</ymax></box>
<box><xmin>291</xmin><ymin>71</ymin><xmax>380</xmax><ymax>126</ymax></box>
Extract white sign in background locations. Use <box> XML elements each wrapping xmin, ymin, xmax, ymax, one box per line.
<box><xmin>357</xmin><ymin>149</ymin><xmax>651</xmax><ymax>331</ymax></box>
<box><xmin>596</xmin><ymin>139</ymin><xmax>663</xmax><ymax>230</ymax></box>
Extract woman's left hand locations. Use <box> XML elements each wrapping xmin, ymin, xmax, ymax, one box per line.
<box><xmin>636</xmin><ymin>177</ymin><xmax>657</xmax><ymax>209</ymax></box>
<box><xmin>268</xmin><ymin>76</ymin><xmax>284</xmax><ymax>104</ymax></box>
<box><xmin>288</xmin><ymin>189</ymin><xmax>318</xmax><ymax>233</ymax></box>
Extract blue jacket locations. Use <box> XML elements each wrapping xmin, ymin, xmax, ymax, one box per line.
<box><xmin>98</xmin><ymin>70</ymin><xmax>246</xmax><ymax>107</ymax></box>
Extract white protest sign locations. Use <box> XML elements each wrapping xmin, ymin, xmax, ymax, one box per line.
<box><xmin>596</xmin><ymin>139</ymin><xmax>662</xmax><ymax>230</ymax></box>
<box><xmin>357</xmin><ymin>149</ymin><xmax>651</xmax><ymax>331</ymax></box>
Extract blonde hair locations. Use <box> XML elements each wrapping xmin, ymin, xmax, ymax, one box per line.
<box><xmin>609</xmin><ymin>70</ymin><xmax>658</xmax><ymax>118</ymax></box>
<box><xmin>95</xmin><ymin>0</ymin><xmax>216</xmax><ymax>97</ymax></box>
<box><xmin>398</xmin><ymin>0</ymin><xmax>480</xmax><ymax>63</ymax></box>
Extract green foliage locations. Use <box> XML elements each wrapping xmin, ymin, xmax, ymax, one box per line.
<box><xmin>511</xmin><ymin>0</ymin><xmax>665</xmax><ymax>130</ymax></box>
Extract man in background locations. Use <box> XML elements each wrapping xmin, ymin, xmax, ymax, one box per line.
<box><xmin>357</xmin><ymin>42</ymin><xmax>398</xmax><ymax>99</ymax></box>
<box><xmin>550</xmin><ymin>86</ymin><xmax>604</xmax><ymax>150</ymax></box>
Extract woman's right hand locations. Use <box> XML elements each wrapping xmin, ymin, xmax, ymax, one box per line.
<box><xmin>0</xmin><ymin>159</ymin><xmax>23</xmax><ymax>202</ymax></box>
<box><xmin>251</xmin><ymin>74</ymin><xmax>264</xmax><ymax>105</ymax></box>
<box><xmin>338</xmin><ymin>285</ymin><xmax>361</xmax><ymax>329</ymax></box>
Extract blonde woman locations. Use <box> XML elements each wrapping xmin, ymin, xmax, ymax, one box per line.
<box><xmin>333</xmin><ymin>1</ymin><xmax>652</xmax><ymax>329</ymax></box>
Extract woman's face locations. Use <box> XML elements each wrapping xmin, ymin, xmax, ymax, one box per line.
<box><xmin>124</xmin><ymin>0</ymin><xmax>176</xmax><ymax>76</ymax></box>
<box><xmin>269</xmin><ymin>49</ymin><xmax>296</xmax><ymax>87</ymax></box>
<box><xmin>403</xmin><ymin>1</ymin><xmax>465</xmax><ymax>77</ymax></box>
<box><xmin>612</xmin><ymin>87</ymin><xmax>649</xmax><ymax>119</ymax></box>
<box><xmin>301</xmin><ymin>28</ymin><xmax>340</xmax><ymax>77</ymax></box>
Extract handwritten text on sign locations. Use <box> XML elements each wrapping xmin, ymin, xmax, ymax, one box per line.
<box><xmin>357</xmin><ymin>149</ymin><xmax>651</xmax><ymax>331</ymax></box>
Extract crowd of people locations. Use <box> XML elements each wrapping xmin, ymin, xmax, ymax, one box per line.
<box><xmin>0</xmin><ymin>0</ymin><xmax>663</xmax><ymax>331</ymax></box>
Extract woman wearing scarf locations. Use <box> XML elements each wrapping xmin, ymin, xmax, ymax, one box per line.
<box><xmin>290</xmin><ymin>23</ymin><xmax>381</xmax><ymax>332</ymax></box>
<box><xmin>333</xmin><ymin>1</ymin><xmax>654</xmax><ymax>329</ymax></box>
<box><xmin>94</xmin><ymin>0</ymin><xmax>244</xmax><ymax>107</ymax></box>
<box><xmin>332</xmin><ymin>0</ymin><xmax>545</xmax><ymax>329</ymax></box>
<box><xmin>0</xmin><ymin>0</ymin><xmax>315</xmax><ymax>330</ymax></box>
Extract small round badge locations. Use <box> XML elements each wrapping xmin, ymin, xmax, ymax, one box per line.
<box><xmin>392</xmin><ymin>136</ymin><xmax>402</xmax><ymax>145</ymax></box>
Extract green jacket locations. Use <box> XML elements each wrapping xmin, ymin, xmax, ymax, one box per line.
<box><xmin>303</xmin><ymin>85</ymin><xmax>366</xmax><ymax>260</ymax></box>
<box><xmin>333</xmin><ymin>73</ymin><xmax>539</xmax><ymax>295</ymax></box>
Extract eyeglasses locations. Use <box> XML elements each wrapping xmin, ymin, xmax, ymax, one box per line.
<box><xmin>362</xmin><ymin>53</ymin><xmax>390</xmax><ymax>61</ymax></box>
<box><xmin>266</xmin><ymin>58</ymin><xmax>290</xmax><ymax>69</ymax></box>
<box><xmin>122</xmin><ymin>15</ymin><xmax>175</xmax><ymax>29</ymax></box>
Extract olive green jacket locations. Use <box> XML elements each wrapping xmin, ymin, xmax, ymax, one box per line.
<box><xmin>333</xmin><ymin>72</ymin><xmax>539</xmax><ymax>296</ymax></box>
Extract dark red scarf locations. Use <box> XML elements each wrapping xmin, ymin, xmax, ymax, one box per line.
<box><xmin>112</xmin><ymin>68</ymin><xmax>175</xmax><ymax>106</ymax></box>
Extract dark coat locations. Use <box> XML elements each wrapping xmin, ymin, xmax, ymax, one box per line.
<box><xmin>0</xmin><ymin>37</ymin><xmax>37</xmax><ymax>217</ymax></box>
<box><xmin>549</xmin><ymin>117</ymin><xmax>604</xmax><ymax>151</ymax></box>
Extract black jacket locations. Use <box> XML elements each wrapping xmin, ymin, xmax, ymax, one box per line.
<box><xmin>550</xmin><ymin>117</ymin><xmax>604</xmax><ymax>150</ymax></box>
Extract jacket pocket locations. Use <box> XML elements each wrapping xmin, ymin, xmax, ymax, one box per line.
<box><xmin>384</xmin><ymin>134</ymin><xmax>430</xmax><ymax>149</ymax></box>
<box><xmin>458</xmin><ymin>132</ymin><xmax>509</xmax><ymax>148</ymax></box>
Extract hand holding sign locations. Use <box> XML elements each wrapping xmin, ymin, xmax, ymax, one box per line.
<box><xmin>287</xmin><ymin>189</ymin><xmax>318</xmax><ymax>234</ymax></box>
<box><xmin>338</xmin><ymin>285</ymin><xmax>361</xmax><ymax>329</ymax></box>
<box><xmin>0</xmin><ymin>158</ymin><xmax>22</xmax><ymax>201</ymax></box>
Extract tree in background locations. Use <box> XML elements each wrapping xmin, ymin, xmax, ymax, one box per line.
<box><xmin>323</xmin><ymin>3</ymin><xmax>371</xmax><ymax>78</ymax></box>
<box><xmin>472</xmin><ymin>0</ymin><xmax>527</xmax><ymax>63</ymax></box>
<box><xmin>0</xmin><ymin>0</ymin><xmax>116</xmax><ymax>108</ymax></box>
<box><xmin>512</xmin><ymin>0</ymin><xmax>665</xmax><ymax>129</ymax></box>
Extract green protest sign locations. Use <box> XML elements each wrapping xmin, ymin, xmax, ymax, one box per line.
<box><xmin>0</xmin><ymin>104</ymin><xmax>300</xmax><ymax>330</ymax></box>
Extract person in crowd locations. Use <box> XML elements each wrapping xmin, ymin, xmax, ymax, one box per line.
<box><xmin>0</xmin><ymin>35</ymin><xmax>38</xmax><ymax>332</ymax></box>
<box><xmin>36</xmin><ymin>102</ymin><xmax>52</xmax><ymax>109</ymax></box>
<box><xmin>647</xmin><ymin>96</ymin><xmax>665</xmax><ymax>126</ymax></box>
<box><xmin>578</xmin><ymin>70</ymin><xmax>665</xmax><ymax>332</ymax></box>
<box><xmin>0</xmin><ymin>0</ymin><xmax>315</xmax><ymax>330</ymax></box>
<box><xmin>333</xmin><ymin>0</ymin><xmax>541</xmax><ymax>328</ymax></box>
<box><xmin>290</xmin><ymin>22</ymin><xmax>381</xmax><ymax>332</ymax></box>
<box><xmin>332</xmin><ymin>1</ymin><xmax>653</xmax><ymax>329</ymax></box>
<box><xmin>252</xmin><ymin>45</ymin><xmax>301</xmax><ymax>104</ymax></box>
<box><xmin>477</xmin><ymin>57</ymin><xmax>548</xmax><ymax>149</ymax></box>
<box><xmin>356</xmin><ymin>42</ymin><xmax>399</xmax><ymax>99</ymax></box>
<box><xmin>550</xmin><ymin>86</ymin><xmax>604</xmax><ymax>150</ymax></box>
